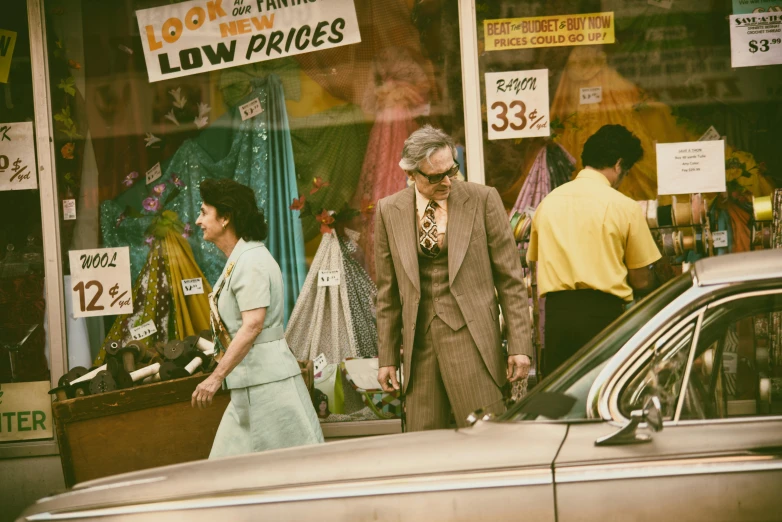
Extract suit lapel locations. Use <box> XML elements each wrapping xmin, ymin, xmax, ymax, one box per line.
<box><xmin>391</xmin><ymin>186</ymin><xmax>420</xmax><ymax>293</ymax></box>
<box><xmin>447</xmin><ymin>181</ymin><xmax>475</xmax><ymax>285</ymax></box>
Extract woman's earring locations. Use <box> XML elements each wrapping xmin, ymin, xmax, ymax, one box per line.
<box><xmin>222</xmin><ymin>222</ymin><xmax>227</xmax><ymax>230</ymax></box>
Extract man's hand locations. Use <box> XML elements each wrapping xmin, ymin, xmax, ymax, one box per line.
<box><xmin>377</xmin><ymin>365</ymin><xmax>400</xmax><ymax>393</ymax></box>
<box><xmin>507</xmin><ymin>355</ymin><xmax>531</xmax><ymax>383</ymax></box>
<box><xmin>191</xmin><ymin>374</ymin><xmax>223</xmax><ymax>409</ymax></box>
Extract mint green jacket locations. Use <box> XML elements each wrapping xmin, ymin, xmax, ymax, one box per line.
<box><xmin>215</xmin><ymin>239</ymin><xmax>301</xmax><ymax>390</ymax></box>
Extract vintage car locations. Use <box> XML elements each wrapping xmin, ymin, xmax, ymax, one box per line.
<box><xmin>19</xmin><ymin>249</ymin><xmax>782</xmax><ymax>521</ymax></box>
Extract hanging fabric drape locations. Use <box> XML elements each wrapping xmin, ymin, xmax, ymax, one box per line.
<box><xmin>100</xmin><ymin>75</ymin><xmax>306</xmax><ymax>323</ymax></box>
<box><xmin>511</xmin><ymin>143</ymin><xmax>575</xmax><ymax>214</ymax></box>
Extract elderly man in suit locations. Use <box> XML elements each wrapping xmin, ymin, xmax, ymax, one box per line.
<box><xmin>375</xmin><ymin>125</ymin><xmax>533</xmax><ymax>431</ymax></box>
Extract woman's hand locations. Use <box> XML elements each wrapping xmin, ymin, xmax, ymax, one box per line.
<box><xmin>191</xmin><ymin>374</ymin><xmax>223</xmax><ymax>409</ymax></box>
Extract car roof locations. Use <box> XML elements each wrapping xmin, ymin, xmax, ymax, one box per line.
<box><xmin>693</xmin><ymin>249</ymin><xmax>782</xmax><ymax>287</ymax></box>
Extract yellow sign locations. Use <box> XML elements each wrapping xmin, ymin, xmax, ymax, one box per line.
<box><xmin>484</xmin><ymin>12</ymin><xmax>615</xmax><ymax>51</ymax></box>
<box><xmin>0</xmin><ymin>29</ymin><xmax>18</xmax><ymax>84</ymax></box>
<box><xmin>0</xmin><ymin>381</ymin><xmax>54</xmax><ymax>442</ymax></box>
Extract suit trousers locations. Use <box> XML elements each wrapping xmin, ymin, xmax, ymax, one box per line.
<box><xmin>405</xmin><ymin>316</ymin><xmax>505</xmax><ymax>431</ymax></box>
<box><xmin>543</xmin><ymin>289</ymin><xmax>625</xmax><ymax>378</ymax></box>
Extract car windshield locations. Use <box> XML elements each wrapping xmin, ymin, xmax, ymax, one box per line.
<box><xmin>503</xmin><ymin>272</ymin><xmax>694</xmax><ymax>421</ymax></box>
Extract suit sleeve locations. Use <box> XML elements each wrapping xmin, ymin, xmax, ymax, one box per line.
<box><xmin>485</xmin><ymin>188</ymin><xmax>533</xmax><ymax>358</ymax></box>
<box><xmin>374</xmin><ymin>199</ymin><xmax>403</xmax><ymax>367</ymax></box>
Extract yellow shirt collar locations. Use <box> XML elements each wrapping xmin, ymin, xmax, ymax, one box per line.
<box><xmin>576</xmin><ymin>167</ymin><xmax>611</xmax><ymax>186</ymax></box>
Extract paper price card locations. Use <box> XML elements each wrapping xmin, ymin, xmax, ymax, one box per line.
<box><xmin>712</xmin><ymin>230</ymin><xmax>729</xmax><ymax>248</ymax></box>
<box><xmin>484</xmin><ymin>12</ymin><xmax>615</xmax><ymax>51</ymax></box>
<box><xmin>485</xmin><ymin>69</ymin><xmax>550</xmax><ymax>140</ymax></box>
<box><xmin>182</xmin><ymin>277</ymin><xmax>204</xmax><ymax>295</ymax></box>
<box><xmin>730</xmin><ymin>13</ymin><xmax>782</xmax><ymax>68</ymax></box>
<box><xmin>579</xmin><ymin>86</ymin><xmax>602</xmax><ymax>105</ymax></box>
<box><xmin>0</xmin><ymin>122</ymin><xmax>37</xmax><ymax>191</ymax></box>
<box><xmin>130</xmin><ymin>320</ymin><xmax>158</xmax><ymax>341</ymax></box>
<box><xmin>68</xmin><ymin>247</ymin><xmax>133</xmax><ymax>318</ymax></box>
<box><xmin>317</xmin><ymin>269</ymin><xmax>340</xmax><ymax>287</ymax></box>
<box><xmin>656</xmin><ymin>140</ymin><xmax>726</xmax><ymax>195</ymax></box>
<box><xmin>240</xmin><ymin>98</ymin><xmax>263</xmax><ymax>121</ymax></box>
<box><xmin>145</xmin><ymin>162</ymin><xmax>162</xmax><ymax>185</ymax></box>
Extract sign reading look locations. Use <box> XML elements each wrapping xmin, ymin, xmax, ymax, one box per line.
<box><xmin>484</xmin><ymin>12</ymin><xmax>615</xmax><ymax>51</ymax></box>
<box><xmin>68</xmin><ymin>247</ymin><xmax>133</xmax><ymax>318</ymax></box>
<box><xmin>136</xmin><ymin>0</ymin><xmax>361</xmax><ymax>82</ymax></box>
<box><xmin>485</xmin><ymin>69</ymin><xmax>550</xmax><ymax>140</ymax></box>
<box><xmin>0</xmin><ymin>122</ymin><xmax>38</xmax><ymax>191</ymax></box>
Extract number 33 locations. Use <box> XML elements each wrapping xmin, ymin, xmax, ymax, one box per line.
<box><xmin>491</xmin><ymin>100</ymin><xmax>527</xmax><ymax>132</ymax></box>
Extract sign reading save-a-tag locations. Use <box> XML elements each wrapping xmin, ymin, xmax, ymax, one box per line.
<box><xmin>181</xmin><ymin>277</ymin><xmax>204</xmax><ymax>295</ymax></box>
<box><xmin>485</xmin><ymin>69</ymin><xmax>550</xmax><ymax>140</ymax></box>
<box><xmin>68</xmin><ymin>247</ymin><xmax>133</xmax><ymax>318</ymax></box>
<box><xmin>240</xmin><ymin>98</ymin><xmax>263</xmax><ymax>121</ymax></box>
<box><xmin>317</xmin><ymin>269</ymin><xmax>340</xmax><ymax>287</ymax></box>
<box><xmin>130</xmin><ymin>319</ymin><xmax>157</xmax><ymax>341</ymax></box>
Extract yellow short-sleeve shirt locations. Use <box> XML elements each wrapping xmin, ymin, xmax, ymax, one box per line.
<box><xmin>526</xmin><ymin>168</ymin><xmax>661</xmax><ymax>302</ymax></box>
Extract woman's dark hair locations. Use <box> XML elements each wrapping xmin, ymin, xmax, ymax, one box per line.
<box><xmin>199</xmin><ymin>178</ymin><xmax>268</xmax><ymax>241</ymax></box>
<box><xmin>581</xmin><ymin>124</ymin><xmax>644</xmax><ymax>171</ymax></box>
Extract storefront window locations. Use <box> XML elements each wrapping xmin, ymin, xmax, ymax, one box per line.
<box><xmin>0</xmin><ymin>0</ymin><xmax>54</xmax><ymax>443</ymax></box>
<box><xmin>45</xmin><ymin>0</ymin><xmax>463</xmax><ymax>424</ymax></box>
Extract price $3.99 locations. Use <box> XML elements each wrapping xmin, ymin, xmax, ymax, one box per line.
<box><xmin>749</xmin><ymin>38</ymin><xmax>781</xmax><ymax>53</ymax></box>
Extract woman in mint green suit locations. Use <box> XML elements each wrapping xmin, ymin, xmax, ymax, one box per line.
<box><xmin>192</xmin><ymin>178</ymin><xmax>323</xmax><ymax>457</ymax></box>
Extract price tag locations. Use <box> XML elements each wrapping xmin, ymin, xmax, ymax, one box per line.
<box><xmin>313</xmin><ymin>353</ymin><xmax>328</xmax><ymax>375</ymax></box>
<box><xmin>317</xmin><ymin>269</ymin><xmax>340</xmax><ymax>287</ymax></box>
<box><xmin>485</xmin><ymin>69</ymin><xmax>550</xmax><ymax>140</ymax></box>
<box><xmin>181</xmin><ymin>277</ymin><xmax>204</xmax><ymax>295</ymax></box>
<box><xmin>730</xmin><ymin>13</ymin><xmax>782</xmax><ymax>68</ymax></box>
<box><xmin>698</xmin><ymin>126</ymin><xmax>721</xmax><ymax>141</ymax></box>
<box><xmin>656</xmin><ymin>140</ymin><xmax>726</xmax><ymax>195</ymax></box>
<box><xmin>0</xmin><ymin>122</ymin><xmax>38</xmax><ymax>191</ymax></box>
<box><xmin>579</xmin><ymin>86</ymin><xmax>602</xmax><ymax>105</ymax></box>
<box><xmin>68</xmin><ymin>247</ymin><xmax>133</xmax><ymax>318</ymax></box>
<box><xmin>712</xmin><ymin>230</ymin><xmax>729</xmax><ymax>248</ymax></box>
<box><xmin>130</xmin><ymin>319</ymin><xmax>158</xmax><ymax>341</ymax></box>
<box><xmin>145</xmin><ymin>162</ymin><xmax>162</xmax><ymax>185</ymax></box>
<box><xmin>63</xmin><ymin>199</ymin><xmax>76</xmax><ymax>221</ymax></box>
<box><xmin>239</xmin><ymin>98</ymin><xmax>263</xmax><ymax>121</ymax></box>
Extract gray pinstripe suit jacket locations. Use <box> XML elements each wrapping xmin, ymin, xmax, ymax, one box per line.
<box><xmin>374</xmin><ymin>180</ymin><xmax>533</xmax><ymax>392</ymax></box>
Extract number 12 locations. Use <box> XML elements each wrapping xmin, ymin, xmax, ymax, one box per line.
<box><xmin>73</xmin><ymin>280</ymin><xmax>104</xmax><ymax>312</ymax></box>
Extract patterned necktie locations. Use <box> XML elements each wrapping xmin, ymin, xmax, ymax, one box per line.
<box><xmin>420</xmin><ymin>200</ymin><xmax>440</xmax><ymax>258</ymax></box>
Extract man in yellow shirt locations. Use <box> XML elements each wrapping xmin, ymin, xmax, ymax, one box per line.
<box><xmin>527</xmin><ymin>125</ymin><xmax>662</xmax><ymax>377</ymax></box>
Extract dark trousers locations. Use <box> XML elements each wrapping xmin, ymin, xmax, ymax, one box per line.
<box><xmin>543</xmin><ymin>289</ymin><xmax>625</xmax><ymax>377</ymax></box>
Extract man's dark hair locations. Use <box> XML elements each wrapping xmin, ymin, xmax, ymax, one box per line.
<box><xmin>199</xmin><ymin>178</ymin><xmax>268</xmax><ymax>241</ymax></box>
<box><xmin>581</xmin><ymin>124</ymin><xmax>643</xmax><ymax>171</ymax></box>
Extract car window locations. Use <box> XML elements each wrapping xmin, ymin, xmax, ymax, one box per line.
<box><xmin>680</xmin><ymin>292</ymin><xmax>782</xmax><ymax>421</ymax></box>
<box><xmin>505</xmin><ymin>273</ymin><xmax>693</xmax><ymax>421</ymax></box>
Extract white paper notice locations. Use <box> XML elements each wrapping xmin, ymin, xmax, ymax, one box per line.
<box><xmin>181</xmin><ymin>277</ymin><xmax>204</xmax><ymax>295</ymax></box>
<box><xmin>68</xmin><ymin>247</ymin><xmax>133</xmax><ymax>318</ymax></box>
<box><xmin>63</xmin><ymin>199</ymin><xmax>77</xmax><ymax>220</ymax></box>
<box><xmin>579</xmin><ymin>86</ymin><xmax>602</xmax><ymax>105</ymax></box>
<box><xmin>0</xmin><ymin>122</ymin><xmax>37</xmax><ymax>191</ymax></box>
<box><xmin>712</xmin><ymin>230</ymin><xmax>729</xmax><ymax>248</ymax></box>
<box><xmin>656</xmin><ymin>140</ymin><xmax>726</xmax><ymax>195</ymax></box>
<box><xmin>729</xmin><ymin>13</ymin><xmax>782</xmax><ymax>68</ymax></box>
<box><xmin>485</xmin><ymin>69</ymin><xmax>550</xmax><ymax>140</ymax></box>
<box><xmin>698</xmin><ymin>126</ymin><xmax>721</xmax><ymax>141</ymax></box>
<box><xmin>130</xmin><ymin>319</ymin><xmax>158</xmax><ymax>341</ymax></box>
<box><xmin>239</xmin><ymin>98</ymin><xmax>263</xmax><ymax>121</ymax></box>
<box><xmin>317</xmin><ymin>269</ymin><xmax>340</xmax><ymax>287</ymax></box>
<box><xmin>146</xmin><ymin>162</ymin><xmax>162</xmax><ymax>185</ymax></box>
<box><xmin>313</xmin><ymin>353</ymin><xmax>327</xmax><ymax>375</ymax></box>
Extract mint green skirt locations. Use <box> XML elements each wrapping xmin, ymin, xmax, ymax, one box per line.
<box><xmin>209</xmin><ymin>374</ymin><xmax>324</xmax><ymax>458</ymax></box>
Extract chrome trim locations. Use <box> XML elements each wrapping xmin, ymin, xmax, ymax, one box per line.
<box><xmin>693</xmin><ymin>250</ymin><xmax>782</xmax><ymax>286</ymax></box>
<box><xmin>674</xmin><ymin>312</ymin><xmax>704</xmax><ymax>421</ymax></box>
<box><xmin>556</xmin><ymin>454</ymin><xmax>782</xmax><ymax>484</ymax></box>
<box><xmin>25</xmin><ymin>468</ymin><xmax>552</xmax><ymax>520</ymax></box>
<box><xmin>707</xmin><ymin>288</ymin><xmax>782</xmax><ymax>308</ymax></box>
<box><xmin>674</xmin><ymin>415</ymin><xmax>782</xmax><ymax>426</ymax></box>
<box><xmin>39</xmin><ymin>477</ymin><xmax>168</xmax><ymax>503</ymax></box>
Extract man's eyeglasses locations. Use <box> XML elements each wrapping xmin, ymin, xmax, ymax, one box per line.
<box><xmin>414</xmin><ymin>162</ymin><xmax>460</xmax><ymax>185</ymax></box>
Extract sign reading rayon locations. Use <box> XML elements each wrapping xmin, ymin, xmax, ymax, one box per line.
<box><xmin>136</xmin><ymin>0</ymin><xmax>361</xmax><ymax>83</ymax></box>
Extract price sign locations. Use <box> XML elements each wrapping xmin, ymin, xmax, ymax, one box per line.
<box><xmin>317</xmin><ymin>269</ymin><xmax>341</xmax><ymax>287</ymax></box>
<box><xmin>730</xmin><ymin>13</ymin><xmax>782</xmax><ymax>68</ymax></box>
<box><xmin>579</xmin><ymin>86</ymin><xmax>602</xmax><ymax>105</ymax></box>
<box><xmin>698</xmin><ymin>126</ymin><xmax>721</xmax><ymax>141</ymax></box>
<box><xmin>485</xmin><ymin>69</ymin><xmax>550</xmax><ymax>140</ymax></box>
<box><xmin>0</xmin><ymin>122</ymin><xmax>37</xmax><ymax>191</ymax></box>
<box><xmin>240</xmin><ymin>98</ymin><xmax>263</xmax><ymax>121</ymax></box>
<box><xmin>68</xmin><ymin>247</ymin><xmax>133</xmax><ymax>318</ymax></box>
<box><xmin>712</xmin><ymin>230</ymin><xmax>729</xmax><ymax>248</ymax></box>
<box><xmin>182</xmin><ymin>277</ymin><xmax>204</xmax><ymax>295</ymax></box>
<box><xmin>63</xmin><ymin>199</ymin><xmax>76</xmax><ymax>220</ymax></box>
<box><xmin>130</xmin><ymin>319</ymin><xmax>157</xmax><ymax>341</ymax></box>
<box><xmin>145</xmin><ymin>162</ymin><xmax>162</xmax><ymax>185</ymax></box>
<box><xmin>313</xmin><ymin>353</ymin><xmax>328</xmax><ymax>375</ymax></box>
<box><xmin>656</xmin><ymin>140</ymin><xmax>726</xmax><ymax>195</ymax></box>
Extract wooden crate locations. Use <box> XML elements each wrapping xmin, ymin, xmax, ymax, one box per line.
<box><xmin>53</xmin><ymin>373</ymin><xmax>229</xmax><ymax>487</ymax></box>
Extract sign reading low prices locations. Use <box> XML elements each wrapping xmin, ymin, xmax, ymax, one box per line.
<box><xmin>136</xmin><ymin>0</ymin><xmax>361</xmax><ymax>83</ymax></box>
<box><xmin>485</xmin><ymin>69</ymin><xmax>550</xmax><ymax>140</ymax></box>
<box><xmin>0</xmin><ymin>122</ymin><xmax>38</xmax><ymax>191</ymax></box>
<box><xmin>0</xmin><ymin>381</ymin><xmax>53</xmax><ymax>442</ymax></box>
<box><xmin>729</xmin><ymin>12</ymin><xmax>782</xmax><ymax>68</ymax></box>
<box><xmin>484</xmin><ymin>12</ymin><xmax>615</xmax><ymax>51</ymax></box>
<box><xmin>68</xmin><ymin>247</ymin><xmax>133</xmax><ymax>318</ymax></box>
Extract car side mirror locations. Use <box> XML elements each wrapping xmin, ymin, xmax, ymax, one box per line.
<box><xmin>595</xmin><ymin>396</ymin><xmax>663</xmax><ymax>446</ymax></box>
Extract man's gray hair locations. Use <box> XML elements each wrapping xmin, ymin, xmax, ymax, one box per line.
<box><xmin>398</xmin><ymin>125</ymin><xmax>456</xmax><ymax>172</ymax></box>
